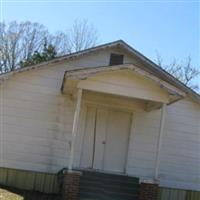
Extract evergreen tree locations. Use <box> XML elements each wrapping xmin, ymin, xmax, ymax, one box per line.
<box><xmin>20</xmin><ymin>43</ymin><xmax>57</xmax><ymax>68</ymax></box>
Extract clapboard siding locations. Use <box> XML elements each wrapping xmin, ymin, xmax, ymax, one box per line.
<box><xmin>124</xmin><ymin>98</ymin><xmax>200</xmax><ymax>191</ymax></box>
<box><xmin>78</xmin><ymin>70</ymin><xmax>169</xmax><ymax>103</ymax></box>
<box><xmin>160</xmin><ymin>99</ymin><xmax>200</xmax><ymax>191</ymax></box>
<box><xmin>0</xmin><ymin>46</ymin><xmax>200</xmax><ymax>192</ymax></box>
<box><xmin>0</xmin><ymin>47</ymin><xmax>137</xmax><ymax>173</ymax></box>
<box><xmin>67</xmin><ymin>47</ymin><xmax>141</xmax><ymax>68</ymax></box>
<box><xmin>127</xmin><ymin>109</ymin><xmax>161</xmax><ymax>178</ymax></box>
<box><xmin>0</xmin><ymin>64</ymin><xmax>76</xmax><ymax>173</ymax></box>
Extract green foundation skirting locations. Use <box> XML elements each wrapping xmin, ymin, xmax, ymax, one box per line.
<box><xmin>159</xmin><ymin>187</ymin><xmax>200</xmax><ymax>200</ymax></box>
<box><xmin>0</xmin><ymin>167</ymin><xmax>199</xmax><ymax>198</ymax></box>
<box><xmin>0</xmin><ymin>167</ymin><xmax>59</xmax><ymax>194</ymax></box>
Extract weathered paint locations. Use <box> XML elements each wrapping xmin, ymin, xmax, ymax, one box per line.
<box><xmin>68</xmin><ymin>88</ymin><xmax>82</xmax><ymax>171</ymax></box>
<box><xmin>78</xmin><ymin>70</ymin><xmax>170</xmax><ymax>103</ymax></box>
<box><xmin>0</xmin><ymin>167</ymin><xmax>59</xmax><ymax>194</ymax></box>
<box><xmin>0</xmin><ymin>45</ymin><xmax>199</xmax><ymax>191</ymax></box>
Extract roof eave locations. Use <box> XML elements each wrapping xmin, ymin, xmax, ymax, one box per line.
<box><xmin>0</xmin><ymin>39</ymin><xmax>199</xmax><ymax>104</ymax></box>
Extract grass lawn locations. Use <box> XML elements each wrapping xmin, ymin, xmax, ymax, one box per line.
<box><xmin>0</xmin><ymin>186</ymin><xmax>61</xmax><ymax>200</ymax></box>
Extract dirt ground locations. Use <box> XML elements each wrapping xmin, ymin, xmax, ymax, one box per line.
<box><xmin>0</xmin><ymin>186</ymin><xmax>61</xmax><ymax>200</ymax></box>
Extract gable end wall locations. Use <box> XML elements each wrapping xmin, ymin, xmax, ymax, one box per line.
<box><xmin>0</xmin><ymin>47</ymin><xmax>199</xmax><ymax>191</ymax></box>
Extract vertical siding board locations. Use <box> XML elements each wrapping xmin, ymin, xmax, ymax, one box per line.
<box><xmin>34</xmin><ymin>172</ymin><xmax>46</xmax><ymax>192</ymax></box>
<box><xmin>159</xmin><ymin>187</ymin><xmax>187</xmax><ymax>200</ymax></box>
<box><xmin>15</xmin><ymin>170</ymin><xmax>27</xmax><ymax>189</ymax></box>
<box><xmin>43</xmin><ymin>174</ymin><xmax>55</xmax><ymax>193</ymax></box>
<box><xmin>176</xmin><ymin>190</ymin><xmax>186</xmax><ymax>200</ymax></box>
<box><xmin>52</xmin><ymin>175</ymin><xmax>59</xmax><ymax>193</ymax></box>
<box><xmin>163</xmin><ymin>188</ymin><xmax>171</xmax><ymax>200</ymax></box>
<box><xmin>186</xmin><ymin>191</ymin><xmax>200</xmax><ymax>200</ymax></box>
<box><xmin>24</xmin><ymin>172</ymin><xmax>35</xmax><ymax>190</ymax></box>
<box><xmin>0</xmin><ymin>168</ymin><xmax>8</xmax><ymax>185</ymax></box>
<box><xmin>7</xmin><ymin>168</ymin><xmax>17</xmax><ymax>187</ymax></box>
<box><xmin>0</xmin><ymin>168</ymin><xmax>59</xmax><ymax>194</ymax></box>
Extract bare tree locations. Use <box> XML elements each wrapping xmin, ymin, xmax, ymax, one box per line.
<box><xmin>47</xmin><ymin>32</ymin><xmax>70</xmax><ymax>55</ymax></box>
<box><xmin>0</xmin><ymin>21</ymin><xmax>49</xmax><ymax>72</ymax></box>
<box><xmin>0</xmin><ymin>20</ymin><xmax>99</xmax><ymax>73</ymax></box>
<box><xmin>66</xmin><ymin>19</ymin><xmax>99</xmax><ymax>53</ymax></box>
<box><xmin>20</xmin><ymin>22</ymin><xmax>48</xmax><ymax>60</ymax></box>
<box><xmin>46</xmin><ymin>20</ymin><xmax>99</xmax><ymax>54</ymax></box>
<box><xmin>156</xmin><ymin>54</ymin><xmax>200</xmax><ymax>91</ymax></box>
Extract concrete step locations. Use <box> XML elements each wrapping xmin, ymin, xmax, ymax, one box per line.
<box><xmin>79</xmin><ymin>171</ymin><xmax>139</xmax><ymax>200</ymax></box>
<box><xmin>79</xmin><ymin>190</ymin><xmax>138</xmax><ymax>200</ymax></box>
<box><xmin>80</xmin><ymin>176</ymin><xmax>139</xmax><ymax>187</ymax></box>
<box><xmin>80</xmin><ymin>185</ymin><xmax>139</xmax><ymax>196</ymax></box>
<box><xmin>80</xmin><ymin>180</ymin><xmax>139</xmax><ymax>193</ymax></box>
<box><xmin>81</xmin><ymin>171</ymin><xmax>139</xmax><ymax>183</ymax></box>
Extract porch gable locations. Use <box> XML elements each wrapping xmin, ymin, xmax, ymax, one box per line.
<box><xmin>62</xmin><ymin>64</ymin><xmax>186</xmax><ymax>106</ymax></box>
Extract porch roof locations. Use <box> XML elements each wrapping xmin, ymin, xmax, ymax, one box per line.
<box><xmin>61</xmin><ymin>64</ymin><xmax>186</xmax><ymax>108</ymax></box>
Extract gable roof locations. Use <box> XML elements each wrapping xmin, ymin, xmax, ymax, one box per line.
<box><xmin>62</xmin><ymin>63</ymin><xmax>186</xmax><ymax>105</ymax></box>
<box><xmin>0</xmin><ymin>40</ymin><xmax>199</xmax><ymax>104</ymax></box>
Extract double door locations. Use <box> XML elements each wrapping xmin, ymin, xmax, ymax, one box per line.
<box><xmin>80</xmin><ymin>105</ymin><xmax>132</xmax><ymax>173</ymax></box>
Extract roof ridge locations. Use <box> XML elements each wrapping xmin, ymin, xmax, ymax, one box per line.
<box><xmin>0</xmin><ymin>40</ymin><xmax>199</xmax><ymax>103</ymax></box>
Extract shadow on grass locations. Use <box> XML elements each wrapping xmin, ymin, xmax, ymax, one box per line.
<box><xmin>0</xmin><ymin>185</ymin><xmax>61</xmax><ymax>200</ymax></box>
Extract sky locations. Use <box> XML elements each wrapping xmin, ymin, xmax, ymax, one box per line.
<box><xmin>0</xmin><ymin>0</ymin><xmax>200</xmax><ymax>85</ymax></box>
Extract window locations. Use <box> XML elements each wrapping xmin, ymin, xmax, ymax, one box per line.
<box><xmin>109</xmin><ymin>53</ymin><xmax>124</xmax><ymax>66</ymax></box>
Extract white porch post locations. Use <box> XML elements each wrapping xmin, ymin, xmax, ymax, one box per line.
<box><xmin>154</xmin><ymin>103</ymin><xmax>166</xmax><ymax>180</ymax></box>
<box><xmin>68</xmin><ymin>88</ymin><xmax>83</xmax><ymax>171</ymax></box>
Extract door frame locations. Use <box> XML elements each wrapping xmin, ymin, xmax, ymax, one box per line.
<box><xmin>77</xmin><ymin>100</ymin><xmax>134</xmax><ymax>174</ymax></box>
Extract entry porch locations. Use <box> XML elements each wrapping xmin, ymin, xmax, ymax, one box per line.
<box><xmin>61</xmin><ymin>64</ymin><xmax>185</xmax><ymax>181</ymax></box>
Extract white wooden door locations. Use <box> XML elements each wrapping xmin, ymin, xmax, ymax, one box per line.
<box><xmin>101</xmin><ymin>109</ymin><xmax>131</xmax><ymax>172</ymax></box>
<box><xmin>80</xmin><ymin>105</ymin><xmax>132</xmax><ymax>173</ymax></box>
<box><xmin>80</xmin><ymin>106</ymin><xmax>96</xmax><ymax>168</ymax></box>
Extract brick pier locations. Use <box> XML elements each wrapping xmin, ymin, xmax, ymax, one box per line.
<box><xmin>139</xmin><ymin>182</ymin><xmax>159</xmax><ymax>200</ymax></box>
<box><xmin>62</xmin><ymin>171</ymin><xmax>81</xmax><ymax>200</ymax></box>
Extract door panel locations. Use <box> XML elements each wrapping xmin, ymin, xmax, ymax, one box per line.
<box><xmin>74</xmin><ymin>106</ymin><xmax>87</xmax><ymax>167</ymax></box>
<box><xmin>80</xmin><ymin>106</ymin><xmax>96</xmax><ymax>168</ymax></box>
<box><xmin>93</xmin><ymin>108</ymin><xmax>108</xmax><ymax>170</ymax></box>
<box><xmin>103</xmin><ymin>110</ymin><xmax>131</xmax><ymax>172</ymax></box>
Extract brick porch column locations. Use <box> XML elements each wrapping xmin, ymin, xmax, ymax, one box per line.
<box><xmin>62</xmin><ymin>171</ymin><xmax>82</xmax><ymax>200</ymax></box>
<box><xmin>139</xmin><ymin>182</ymin><xmax>159</xmax><ymax>200</ymax></box>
